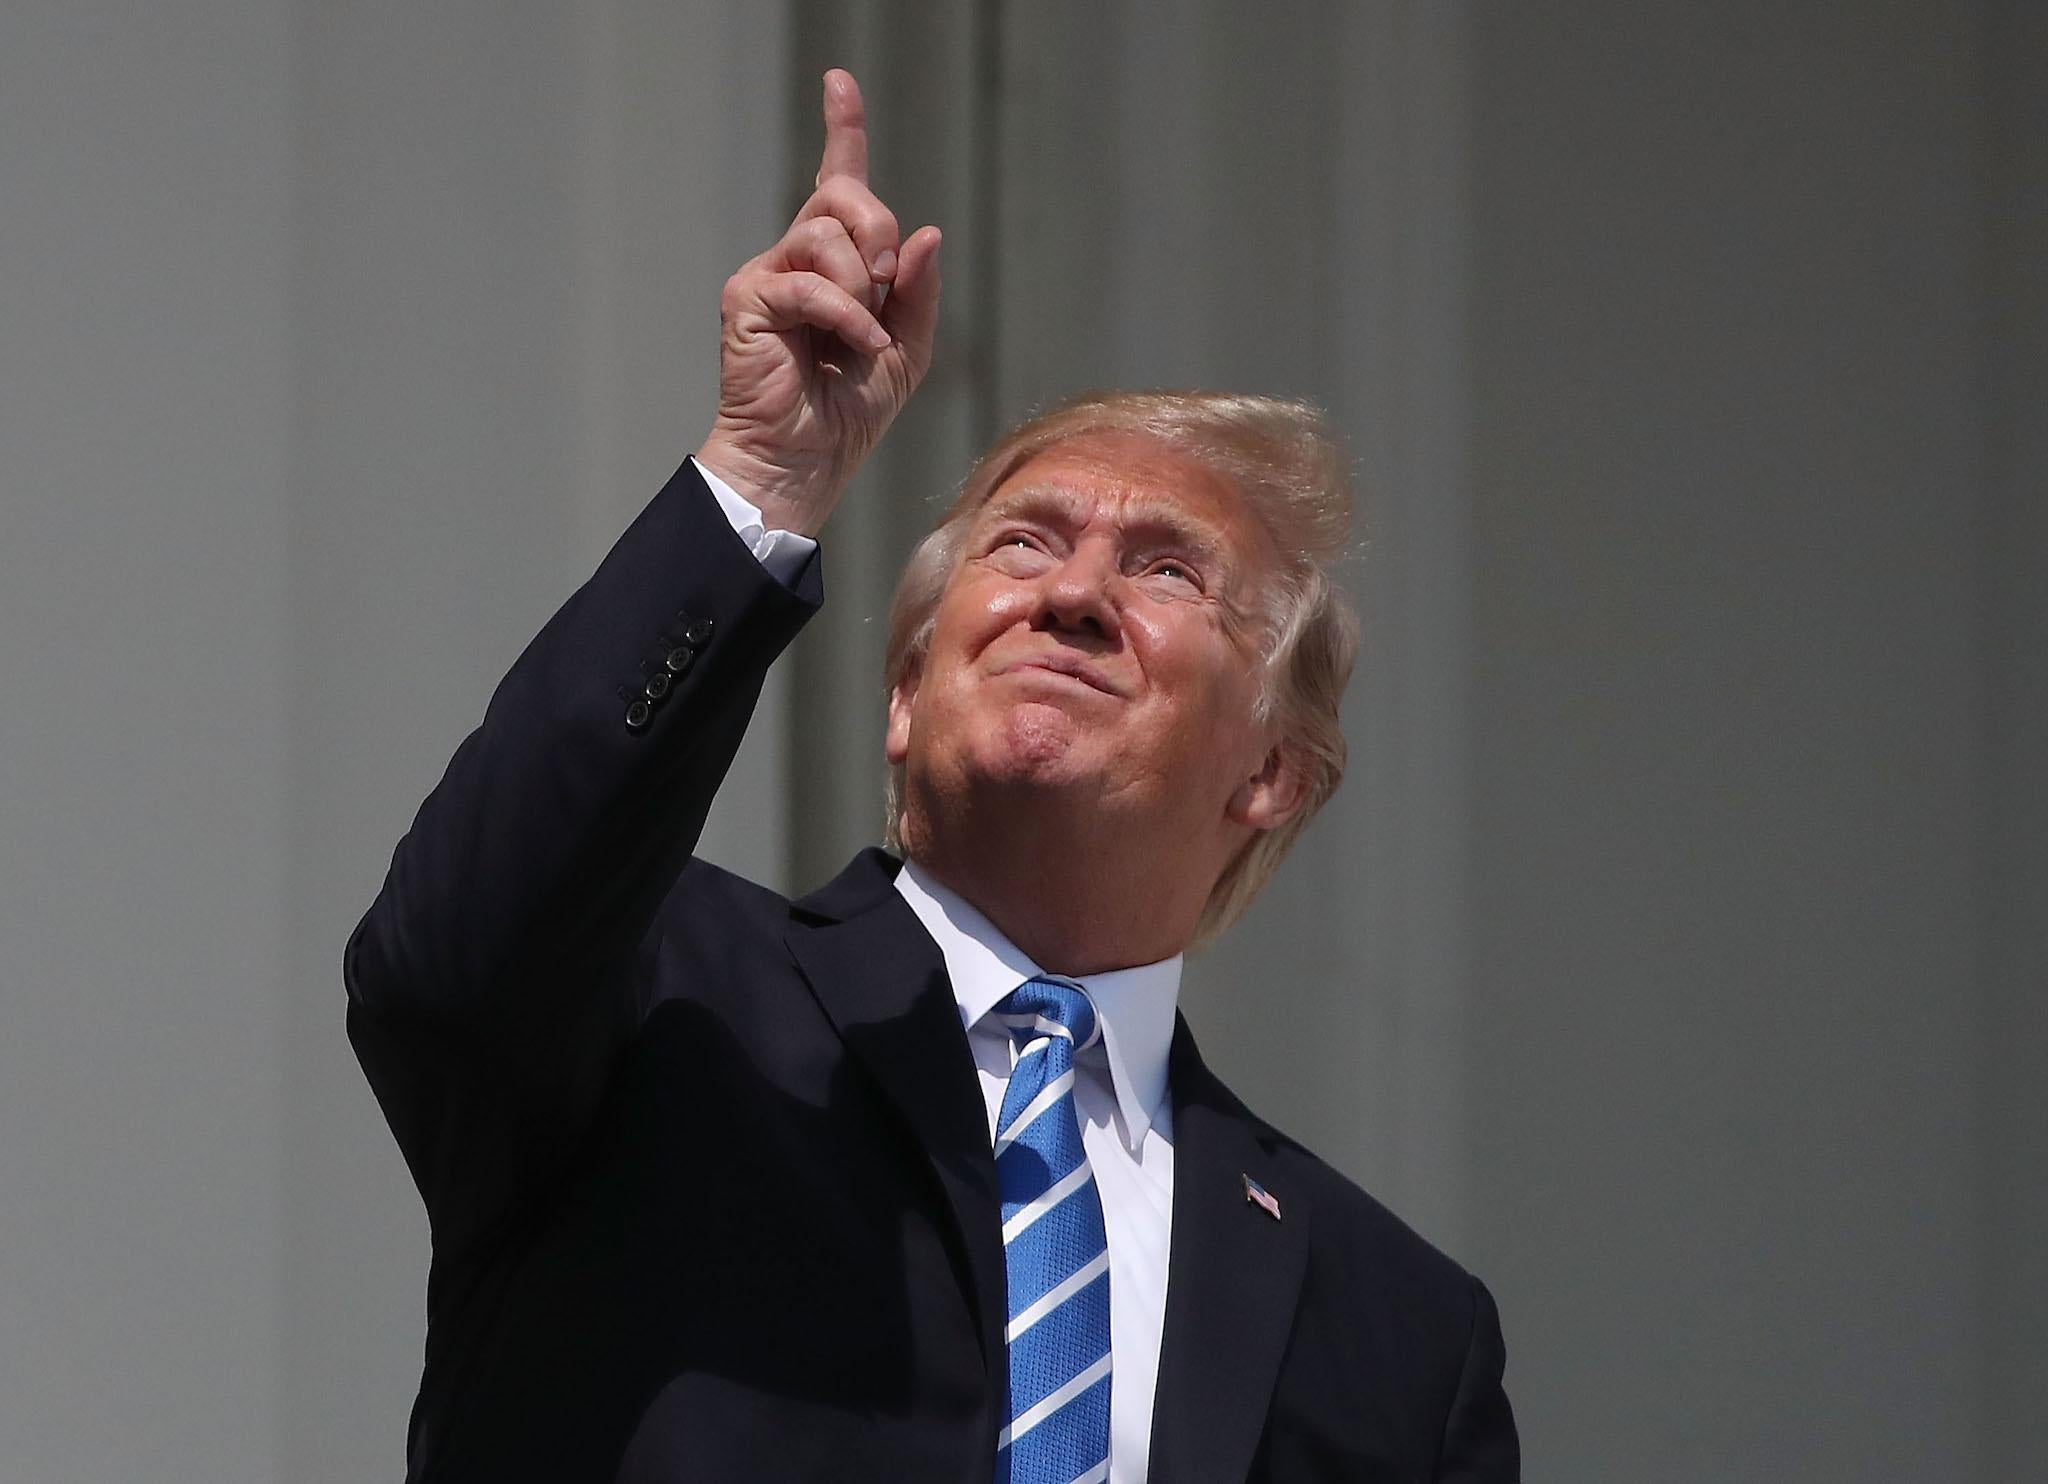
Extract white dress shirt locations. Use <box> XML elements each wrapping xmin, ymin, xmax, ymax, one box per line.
<box><xmin>895</xmin><ymin>861</ymin><xmax>1178</xmax><ymax>1484</ymax></box>
<box><xmin>699</xmin><ymin>458</ymin><xmax>1182</xmax><ymax>1480</ymax></box>
<box><xmin>694</xmin><ymin>458</ymin><xmax>818</xmax><ymax>584</ymax></box>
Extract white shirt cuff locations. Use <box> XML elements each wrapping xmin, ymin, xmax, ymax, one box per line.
<box><xmin>690</xmin><ymin>457</ymin><xmax>818</xmax><ymax>587</ymax></box>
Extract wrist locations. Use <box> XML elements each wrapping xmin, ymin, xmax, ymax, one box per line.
<box><xmin>693</xmin><ymin>431</ymin><xmax>840</xmax><ymax>539</ymax></box>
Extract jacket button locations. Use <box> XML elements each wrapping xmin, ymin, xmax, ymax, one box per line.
<box><xmin>624</xmin><ymin>698</ymin><xmax>652</xmax><ymax>732</ymax></box>
<box><xmin>682</xmin><ymin>617</ymin><xmax>715</xmax><ymax>647</ymax></box>
<box><xmin>664</xmin><ymin>645</ymin><xmax>694</xmax><ymax>675</ymax></box>
<box><xmin>643</xmin><ymin>672</ymin><xmax>671</xmax><ymax>701</ymax></box>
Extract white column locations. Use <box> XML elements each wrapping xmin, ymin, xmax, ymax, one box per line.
<box><xmin>1980</xmin><ymin>1</ymin><xmax>2048</xmax><ymax>1473</ymax></box>
<box><xmin>280</xmin><ymin>5</ymin><xmax>791</xmax><ymax>1476</ymax></box>
<box><xmin>0</xmin><ymin>3</ymin><xmax>295</xmax><ymax>1478</ymax></box>
<box><xmin>1458</xmin><ymin>5</ymin><xmax>1993</xmax><ymax>1477</ymax></box>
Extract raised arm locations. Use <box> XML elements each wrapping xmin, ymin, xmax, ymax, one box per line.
<box><xmin>345</xmin><ymin>70</ymin><xmax>939</xmax><ymax>1241</ymax></box>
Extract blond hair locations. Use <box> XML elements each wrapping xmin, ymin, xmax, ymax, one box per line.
<box><xmin>883</xmin><ymin>389</ymin><xmax>1359</xmax><ymax>946</ymax></box>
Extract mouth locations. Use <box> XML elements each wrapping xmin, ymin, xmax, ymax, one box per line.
<box><xmin>997</xmin><ymin>653</ymin><xmax>1125</xmax><ymax>697</ymax></box>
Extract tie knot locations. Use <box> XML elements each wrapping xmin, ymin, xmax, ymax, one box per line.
<box><xmin>993</xmin><ymin>976</ymin><xmax>1101</xmax><ymax>1054</ymax></box>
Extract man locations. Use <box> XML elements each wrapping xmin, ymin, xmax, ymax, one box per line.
<box><xmin>349</xmin><ymin>69</ymin><xmax>1517</xmax><ymax>1483</ymax></box>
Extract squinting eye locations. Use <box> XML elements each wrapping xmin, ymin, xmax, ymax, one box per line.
<box><xmin>984</xmin><ymin>531</ymin><xmax>1052</xmax><ymax>569</ymax></box>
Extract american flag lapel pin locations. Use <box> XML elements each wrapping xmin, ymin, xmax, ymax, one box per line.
<box><xmin>1242</xmin><ymin>1174</ymin><xmax>1282</xmax><ymax>1222</ymax></box>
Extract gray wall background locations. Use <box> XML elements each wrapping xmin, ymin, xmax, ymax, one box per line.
<box><xmin>2</xmin><ymin>2</ymin><xmax>2039</xmax><ymax>1480</ymax></box>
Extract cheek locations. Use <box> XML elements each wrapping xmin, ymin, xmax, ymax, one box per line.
<box><xmin>933</xmin><ymin>576</ymin><xmax>1026</xmax><ymax>654</ymax></box>
<box><xmin>967</xmin><ymin>579</ymin><xmax>1035</xmax><ymax>633</ymax></box>
<box><xmin>1155</xmin><ymin>636</ymin><xmax>1267</xmax><ymax>765</ymax></box>
<box><xmin>1135</xmin><ymin>612</ymin><xmax>1249</xmax><ymax>709</ymax></box>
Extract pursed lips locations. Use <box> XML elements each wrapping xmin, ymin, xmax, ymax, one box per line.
<box><xmin>995</xmin><ymin>652</ymin><xmax>1125</xmax><ymax>697</ymax></box>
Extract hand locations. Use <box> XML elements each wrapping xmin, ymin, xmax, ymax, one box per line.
<box><xmin>694</xmin><ymin>68</ymin><xmax>943</xmax><ymax>538</ymax></box>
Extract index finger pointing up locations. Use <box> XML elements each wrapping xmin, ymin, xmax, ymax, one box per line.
<box><xmin>815</xmin><ymin>68</ymin><xmax>869</xmax><ymax>186</ymax></box>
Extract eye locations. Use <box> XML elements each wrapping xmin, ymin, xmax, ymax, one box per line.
<box><xmin>990</xmin><ymin>530</ymin><xmax>1045</xmax><ymax>558</ymax></box>
<box><xmin>981</xmin><ymin>527</ymin><xmax>1055</xmax><ymax>574</ymax></box>
<box><xmin>1139</xmin><ymin>556</ymin><xmax>1204</xmax><ymax>593</ymax></box>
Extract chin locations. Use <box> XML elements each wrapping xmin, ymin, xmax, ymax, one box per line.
<box><xmin>977</xmin><ymin>701</ymin><xmax>1097</xmax><ymax>786</ymax></box>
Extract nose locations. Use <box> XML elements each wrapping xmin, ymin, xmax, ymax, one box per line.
<box><xmin>1029</xmin><ymin>537</ymin><xmax>1120</xmax><ymax>643</ymax></box>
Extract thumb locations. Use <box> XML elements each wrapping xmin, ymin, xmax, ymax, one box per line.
<box><xmin>879</xmin><ymin>226</ymin><xmax>942</xmax><ymax>373</ymax></box>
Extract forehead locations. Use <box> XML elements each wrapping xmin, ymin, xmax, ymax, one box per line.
<box><xmin>978</xmin><ymin>431</ymin><xmax>1272</xmax><ymax>557</ymax></box>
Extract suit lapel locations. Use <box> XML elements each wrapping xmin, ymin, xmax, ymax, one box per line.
<box><xmin>784</xmin><ymin>849</ymin><xmax>1009</xmax><ymax>1373</ymax></box>
<box><xmin>1149</xmin><ymin>1016</ymin><xmax>1311</xmax><ymax>1484</ymax></box>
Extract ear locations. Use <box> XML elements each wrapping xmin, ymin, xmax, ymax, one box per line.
<box><xmin>884</xmin><ymin>671</ymin><xmax>919</xmax><ymax>766</ymax></box>
<box><xmin>1226</xmin><ymin>742</ymin><xmax>1307</xmax><ymax>834</ymax></box>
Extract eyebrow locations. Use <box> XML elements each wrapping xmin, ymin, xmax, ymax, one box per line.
<box><xmin>978</xmin><ymin>484</ymin><xmax>1232</xmax><ymax>567</ymax></box>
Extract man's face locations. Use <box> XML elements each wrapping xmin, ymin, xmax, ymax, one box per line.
<box><xmin>886</xmin><ymin>431</ymin><xmax>1301</xmax><ymax>854</ymax></box>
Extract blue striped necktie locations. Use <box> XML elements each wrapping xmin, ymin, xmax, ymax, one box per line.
<box><xmin>991</xmin><ymin>976</ymin><xmax>1113</xmax><ymax>1484</ymax></box>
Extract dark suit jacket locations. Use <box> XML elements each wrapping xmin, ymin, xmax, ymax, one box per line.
<box><xmin>347</xmin><ymin>460</ymin><xmax>1519</xmax><ymax>1482</ymax></box>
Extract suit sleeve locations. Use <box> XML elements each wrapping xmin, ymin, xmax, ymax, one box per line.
<box><xmin>343</xmin><ymin>460</ymin><xmax>821</xmax><ymax>1253</ymax></box>
<box><xmin>1435</xmin><ymin>1275</ymin><xmax>1521</xmax><ymax>1482</ymax></box>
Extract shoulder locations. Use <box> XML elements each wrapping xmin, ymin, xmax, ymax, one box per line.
<box><xmin>1243</xmin><ymin>1108</ymin><xmax>1520</xmax><ymax>1477</ymax></box>
<box><xmin>630</xmin><ymin>857</ymin><xmax>825</xmax><ymax>1039</ymax></box>
<box><xmin>1295</xmin><ymin>1149</ymin><xmax>1499</xmax><ymax>1380</ymax></box>
<box><xmin>651</xmin><ymin>855</ymin><xmax>804</xmax><ymax>968</ymax></box>
<box><xmin>1178</xmin><ymin>1036</ymin><xmax>1490</xmax><ymax>1339</ymax></box>
<box><xmin>1262</xmin><ymin>1113</ymin><xmax>1481</xmax><ymax>1316</ymax></box>
<box><xmin>643</xmin><ymin>848</ymin><xmax>918</xmax><ymax>996</ymax></box>
<box><xmin>655</xmin><ymin>846</ymin><xmax>911</xmax><ymax>945</ymax></box>
<box><xmin>671</xmin><ymin>852</ymin><xmax>800</xmax><ymax>919</ymax></box>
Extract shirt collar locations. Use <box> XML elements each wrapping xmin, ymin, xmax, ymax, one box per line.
<box><xmin>893</xmin><ymin>857</ymin><xmax>1181</xmax><ymax>1150</ymax></box>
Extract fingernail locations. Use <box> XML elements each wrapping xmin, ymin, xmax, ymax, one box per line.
<box><xmin>868</xmin><ymin>325</ymin><xmax>892</xmax><ymax>350</ymax></box>
<box><xmin>872</xmin><ymin>250</ymin><xmax>898</xmax><ymax>282</ymax></box>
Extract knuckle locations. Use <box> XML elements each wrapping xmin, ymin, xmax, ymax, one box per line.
<box><xmin>809</xmin><ymin>220</ymin><xmax>856</xmax><ymax>261</ymax></box>
<box><xmin>813</xmin><ymin>178</ymin><xmax>896</xmax><ymax>242</ymax></box>
<box><xmin>826</xmin><ymin>256</ymin><xmax>869</xmax><ymax>296</ymax></box>
<box><xmin>802</xmin><ymin>177</ymin><xmax>847</xmax><ymax>217</ymax></box>
<box><xmin>864</xmin><ymin>204</ymin><xmax>901</xmax><ymax>245</ymax></box>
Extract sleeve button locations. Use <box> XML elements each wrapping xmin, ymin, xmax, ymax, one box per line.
<box><xmin>643</xmin><ymin>672</ymin><xmax>671</xmax><ymax>701</ymax></box>
<box><xmin>682</xmin><ymin>617</ymin><xmax>715</xmax><ymax>647</ymax></box>
<box><xmin>624</xmin><ymin>698</ymin><xmax>653</xmax><ymax>732</ymax></box>
<box><xmin>664</xmin><ymin>645</ymin><xmax>694</xmax><ymax>675</ymax></box>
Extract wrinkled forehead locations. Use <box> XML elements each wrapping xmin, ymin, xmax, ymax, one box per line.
<box><xmin>977</xmin><ymin>481</ymin><xmax>1236</xmax><ymax>560</ymax></box>
<box><xmin>972</xmin><ymin>430</ymin><xmax>1279</xmax><ymax>569</ymax></box>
